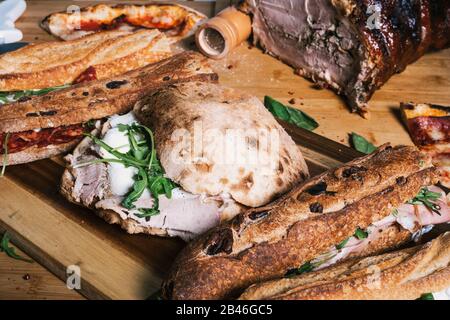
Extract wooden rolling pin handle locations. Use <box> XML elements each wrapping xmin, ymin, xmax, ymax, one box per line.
<box><xmin>195</xmin><ymin>6</ymin><xmax>252</xmax><ymax>59</ymax></box>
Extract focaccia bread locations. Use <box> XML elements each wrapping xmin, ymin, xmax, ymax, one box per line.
<box><xmin>134</xmin><ymin>82</ymin><xmax>309</xmax><ymax>208</ymax></box>
<box><xmin>162</xmin><ymin>145</ymin><xmax>442</xmax><ymax>299</ymax></box>
<box><xmin>40</xmin><ymin>3</ymin><xmax>206</xmax><ymax>41</ymax></box>
<box><xmin>239</xmin><ymin>232</ymin><xmax>450</xmax><ymax>300</ymax></box>
<box><xmin>0</xmin><ymin>29</ymin><xmax>172</xmax><ymax>91</ymax></box>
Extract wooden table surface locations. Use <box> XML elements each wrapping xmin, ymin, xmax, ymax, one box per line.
<box><xmin>1</xmin><ymin>0</ymin><xmax>449</xmax><ymax>300</ymax></box>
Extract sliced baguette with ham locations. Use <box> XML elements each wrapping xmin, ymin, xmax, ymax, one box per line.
<box><xmin>0</xmin><ymin>51</ymin><xmax>218</xmax><ymax>166</ymax></box>
<box><xmin>162</xmin><ymin>145</ymin><xmax>450</xmax><ymax>300</ymax></box>
<box><xmin>239</xmin><ymin>232</ymin><xmax>450</xmax><ymax>300</ymax></box>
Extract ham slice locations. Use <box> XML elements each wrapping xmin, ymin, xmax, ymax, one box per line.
<box><xmin>313</xmin><ymin>186</ymin><xmax>450</xmax><ymax>270</ymax></box>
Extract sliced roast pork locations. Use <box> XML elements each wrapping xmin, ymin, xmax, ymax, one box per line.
<box><xmin>242</xmin><ymin>0</ymin><xmax>450</xmax><ymax>117</ymax></box>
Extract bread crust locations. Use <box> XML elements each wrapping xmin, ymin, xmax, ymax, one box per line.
<box><xmin>239</xmin><ymin>232</ymin><xmax>450</xmax><ymax>300</ymax></box>
<box><xmin>0</xmin><ymin>30</ymin><xmax>172</xmax><ymax>91</ymax></box>
<box><xmin>134</xmin><ymin>82</ymin><xmax>309</xmax><ymax>208</ymax></box>
<box><xmin>162</xmin><ymin>145</ymin><xmax>438</xmax><ymax>300</ymax></box>
<box><xmin>0</xmin><ymin>51</ymin><xmax>218</xmax><ymax>134</ymax></box>
<box><xmin>1</xmin><ymin>139</ymin><xmax>81</xmax><ymax>166</ymax></box>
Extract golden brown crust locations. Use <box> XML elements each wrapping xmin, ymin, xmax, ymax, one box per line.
<box><xmin>0</xmin><ymin>51</ymin><xmax>218</xmax><ymax>134</ymax></box>
<box><xmin>162</xmin><ymin>145</ymin><xmax>438</xmax><ymax>300</ymax></box>
<box><xmin>239</xmin><ymin>232</ymin><xmax>450</xmax><ymax>300</ymax></box>
<box><xmin>0</xmin><ymin>30</ymin><xmax>171</xmax><ymax>91</ymax></box>
<box><xmin>40</xmin><ymin>3</ymin><xmax>206</xmax><ymax>41</ymax></box>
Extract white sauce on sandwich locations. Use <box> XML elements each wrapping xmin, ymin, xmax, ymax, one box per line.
<box><xmin>99</xmin><ymin>112</ymin><xmax>139</xmax><ymax>196</ymax></box>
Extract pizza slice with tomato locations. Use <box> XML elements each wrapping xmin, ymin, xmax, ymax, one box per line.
<box><xmin>401</xmin><ymin>102</ymin><xmax>450</xmax><ymax>188</ymax></box>
<box><xmin>40</xmin><ymin>3</ymin><xmax>207</xmax><ymax>41</ymax></box>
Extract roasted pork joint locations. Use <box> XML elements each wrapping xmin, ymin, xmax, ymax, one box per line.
<box><xmin>242</xmin><ymin>0</ymin><xmax>450</xmax><ymax>116</ymax></box>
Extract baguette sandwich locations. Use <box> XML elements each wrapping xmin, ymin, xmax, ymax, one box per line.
<box><xmin>0</xmin><ymin>29</ymin><xmax>171</xmax><ymax>92</ymax></box>
<box><xmin>60</xmin><ymin>82</ymin><xmax>309</xmax><ymax>240</ymax></box>
<box><xmin>0</xmin><ymin>51</ymin><xmax>217</xmax><ymax>166</ymax></box>
<box><xmin>40</xmin><ymin>3</ymin><xmax>206</xmax><ymax>41</ymax></box>
<box><xmin>239</xmin><ymin>232</ymin><xmax>450</xmax><ymax>300</ymax></box>
<box><xmin>162</xmin><ymin>145</ymin><xmax>450</xmax><ymax>299</ymax></box>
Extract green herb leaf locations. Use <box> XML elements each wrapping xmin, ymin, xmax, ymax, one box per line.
<box><xmin>350</xmin><ymin>132</ymin><xmax>377</xmax><ymax>154</ymax></box>
<box><xmin>336</xmin><ymin>237</ymin><xmax>350</xmax><ymax>250</ymax></box>
<box><xmin>354</xmin><ymin>228</ymin><xmax>369</xmax><ymax>240</ymax></box>
<box><xmin>0</xmin><ymin>85</ymin><xmax>70</xmax><ymax>105</ymax></box>
<box><xmin>264</xmin><ymin>96</ymin><xmax>319</xmax><ymax>131</ymax></box>
<box><xmin>1</xmin><ymin>232</ymin><xmax>33</xmax><ymax>263</ymax></box>
<box><xmin>408</xmin><ymin>187</ymin><xmax>442</xmax><ymax>215</ymax></box>
<box><xmin>122</xmin><ymin>169</ymin><xmax>148</xmax><ymax>209</ymax></box>
<box><xmin>418</xmin><ymin>293</ymin><xmax>434</xmax><ymax>300</ymax></box>
<box><xmin>285</xmin><ymin>261</ymin><xmax>314</xmax><ymax>277</ymax></box>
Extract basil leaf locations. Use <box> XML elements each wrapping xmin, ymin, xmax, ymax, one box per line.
<box><xmin>354</xmin><ymin>228</ymin><xmax>369</xmax><ymax>240</ymax></box>
<box><xmin>418</xmin><ymin>293</ymin><xmax>434</xmax><ymax>300</ymax></box>
<box><xmin>336</xmin><ymin>237</ymin><xmax>350</xmax><ymax>250</ymax></box>
<box><xmin>1</xmin><ymin>232</ymin><xmax>33</xmax><ymax>263</ymax></box>
<box><xmin>264</xmin><ymin>96</ymin><xmax>319</xmax><ymax>131</ymax></box>
<box><xmin>350</xmin><ymin>132</ymin><xmax>376</xmax><ymax>154</ymax></box>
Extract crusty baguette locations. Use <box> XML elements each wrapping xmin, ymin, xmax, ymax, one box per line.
<box><xmin>40</xmin><ymin>3</ymin><xmax>206</xmax><ymax>41</ymax></box>
<box><xmin>0</xmin><ymin>29</ymin><xmax>172</xmax><ymax>91</ymax></box>
<box><xmin>0</xmin><ymin>51</ymin><xmax>218</xmax><ymax>134</ymax></box>
<box><xmin>1</xmin><ymin>140</ymin><xmax>81</xmax><ymax>166</ymax></box>
<box><xmin>162</xmin><ymin>145</ymin><xmax>439</xmax><ymax>300</ymax></box>
<box><xmin>239</xmin><ymin>232</ymin><xmax>450</xmax><ymax>300</ymax></box>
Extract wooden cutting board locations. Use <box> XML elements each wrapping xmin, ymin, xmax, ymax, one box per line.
<box><xmin>0</xmin><ymin>125</ymin><xmax>361</xmax><ymax>300</ymax></box>
<box><xmin>1</xmin><ymin>0</ymin><xmax>449</xmax><ymax>300</ymax></box>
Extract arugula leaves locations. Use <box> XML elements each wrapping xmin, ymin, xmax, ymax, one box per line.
<box><xmin>0</xmin><ymin>85</ymin><xmax>70</xmax><ymax>105</ymax></box>
<box><xmin>335</xmin><ymin>237</ymin><xmax>350</xmax><ymax>250</ymax></box>
<box><xmin>0</xmin><ymin>232</ymin><xmax>33</xmax><ymax>263</ymax></box>
<box><xmin>354</xmin><ymin>227</ymin><xmax>369</xmax><ymax>240</ymax></box>
<box><xmin>408</xmin><ymin>187</ymin><xmax>442</xmax><ymax>215</ymax></box>
<box><xmin>350</xmin><ymin>132</ymin><xmax>376</xmax><ymax>154</ymax></box>
<box><xmin>285</xmin><ymin>261</ymin><xmax>315</xmax><ymax>277</ymax></box>
<box><xmin>264</xmin><ymin>96</ymin><xmax>319</xmax><ymax>131</ymax></box>
<box><xmin>85</xmin><ymin>123</ymin><xmax>176</xmax><ymax>217</ymax></box>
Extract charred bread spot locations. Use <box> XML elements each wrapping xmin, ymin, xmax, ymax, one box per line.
<box><xmin>232</xmin><ymin>214</ymin><xmax>245</xmax><ymax>231</ymax></box>
<box><xmin>162</xmin><ymin>76</ymin><xmax>171</xmax><ymax>81</ymax></box>
<box><xmin>248</xmin><ymin>210</ymin><xmax>269</xmax><ymax>221</ymax></box>
<box><xmin>309</xmin><ymin>202</ymin><xmax>324</xmax><ymax>213</ymax></box>
<box><xmin>18</xmin><ymin>96</ymin><xmax>31</xmax><ymax>103</ymax></box>
<box><xmin>106</xmin><ymin>80</ymin><xmax>128</xmax><ymax>89</ymax></box>
<box><xmin>396</xmin><ymin>176</ymin><xmax>407</xmax><ymax>185</ymax></box>
<box><xmin>305</xmin><ymin>181</ymin><xmax>336</xmax><ymax>196</ymax></box>
<box><xmin>26</xmin><ymin>110</ymin><xmax>57</xmax><ymax>117</ymax></box>
<box><xmin>204</xmin><ymin>228</ymin><xmax>233</xmax><ymax>256</ymax></box>
<box><xmin>82</xmin><ymin>91</ymin><xmax>89</xmax><ymax>96</ymax></box>
<box><xmin>380</xmin><ymin>186</ymin><xmax>395</xmax><ymax>195</ymax></box>
<box><xmin>26</xmin><ymin>112</ymin><xmax>39</xmax><ymax>117</ymax></box>
<box><xmin>342</xmin><ymin>166</ymin><xmax>367</xmax><ymax>181</ymax></box>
